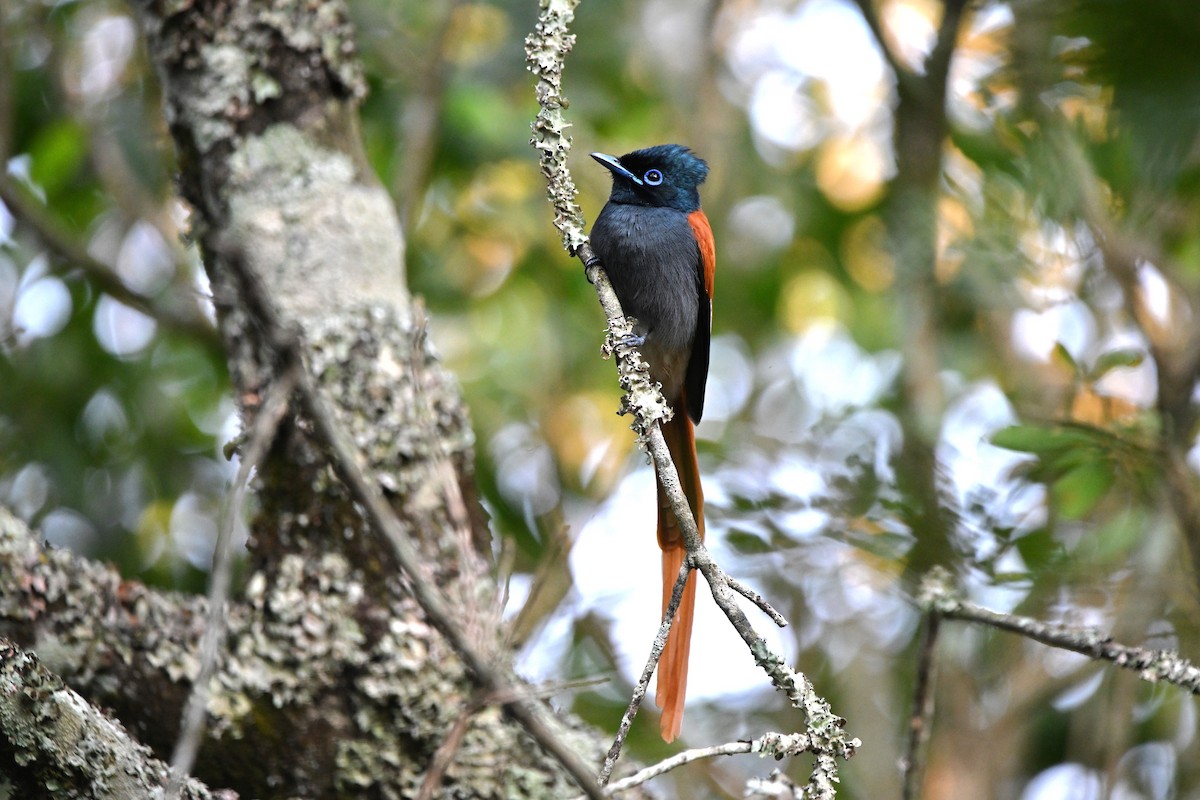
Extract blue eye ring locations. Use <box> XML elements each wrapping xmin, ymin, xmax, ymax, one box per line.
<box><xmin>644</xmin><ymin>169</ymin><xmax>663</xmax><ymax>186</ymax></box>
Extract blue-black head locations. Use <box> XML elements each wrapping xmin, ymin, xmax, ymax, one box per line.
<box><xmin>591</xmin><ymin>144</ymin><xmax>708</xmax><ymax>213</ymax></box>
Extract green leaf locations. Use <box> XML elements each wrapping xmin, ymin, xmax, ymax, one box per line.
<box><xmin>991</xmin><ymin>425</ymin><xmax>1050</xmax><ymax>453</ymax></box>
<box><xmin>1052</xmin><ymin>460</ymin><xmax>1114</xmax><ymax>519</ymax></box>
<box><xmin>841</xmin><ymin>530</ymin><xmax>913</xmax><ymax>561</ymax></box>
<box><xmin>725</xmin><ymin>529</ymin><xmax>773</xmax><ymax>555</ymax></box>
<box><xmin>991</xmin><ymin>425</ymin><xmax>1096</xmax><ymax>455</ymax></box>
<box><xmin>1090</xmin><ymin>348</ymin><xmax>1145</xmax><ymax>380</ymax></box>
<box><xmin>1014</xmin><ymin>528</ymin><xmax>1061</xmax><ymax>572</ymax></box>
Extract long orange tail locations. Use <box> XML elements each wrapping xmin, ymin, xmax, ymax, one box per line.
<box><xmin>655</xmin><ymin>405</ymin><xmax>704</xmax><ymax>743</ymax></box>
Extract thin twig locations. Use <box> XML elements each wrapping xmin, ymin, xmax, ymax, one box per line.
<box><xmin>166</xmin><ymin>365</ymin><xmax>299</xmax><ymax>799</ymax></box>
<box><xmin>599</xmin><ymin>557</ymin><xmax>690</xmax><ymax>785</ymax></box>
<box><xmin>407</xmin><ymin>304</ymin><xmax>494</xmax><ymax>645</ymax></box>
<box><xmin>416</xmin><ymin>692</ymin><xmax>481</xmax><ymax>800</ymax></box>
<box><xmin>847</xmin><ymin>0</ymin><xmax>964</xmax><ymax>102</ymax></box>
<box><xmin>219</xmin><ymin>247</ymin><xmax>606</xmax><ymax>800</ymax></box>
<box><xmin>901</xmin><ymin>608</ymin><xmax>941</xmax><ymax>800</ymax></box>
<box><xmin>726</xmin><ymin>574</ymin><xmax>788</xmax><ymax>628</ymax></box>
<box><xmin>927</xmin><ymin>0</ymin><xmax>969</xmax><ymax>85</ymax></box>
<box><xmin>632</xmin><ymin>397</ymin><xmax>856</xmax><ymax>792</ymax></box>
<box><xmin>299</xmin><ymin>385</ymin><xmax>604</xmax><ymax>798</ymax></box>
<box><xmin>506</xmin><ymin>513</ymin><xmax>575</xmax><ymax>651</ymax></box>
<box><xmin>394</xmin><ymin>0</ymin><xmax>464</xmax><ymax>235</ymax></box>
<box><xmin>584</xmin><ymin>732</ymin><xmax>823</xmax><ymax>799</ymax></box>
<box><xmin>0</xmin><ymin>177</ymin><xmax>221</xmax><ymax>352</ymax></box>
<box><xmin>919</xmin><ymin>569</ymin><xmax>1200</xmax><ymax>694</ymax></box>
<box><xmin>418</xmin><ymin>675</ymin><xmax>614</xmax><ymax>800</ymax></box>
<box><xmin>846</xmin><ymin>0</ymin><xmax>909</xmax><ymax>83</ymax></box>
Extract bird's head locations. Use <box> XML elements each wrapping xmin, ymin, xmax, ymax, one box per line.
<box><xmin>591</xmin><ymin>144</ymin><xmax>708</xmax><ymax>213</ymax></box>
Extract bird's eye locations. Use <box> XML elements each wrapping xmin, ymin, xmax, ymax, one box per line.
<box><xmin>644</xmin><ymin>169</ymin><xmax>663</xmax><ymax>186</ymax></box>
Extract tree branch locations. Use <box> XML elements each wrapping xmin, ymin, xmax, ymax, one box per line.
<box><xmin>847</xmin><ymin>0</ymin><xmax>910</xmax><ymax>85</ymax></box>
<box><xmin>855</xmin><ymin>0</ymin><xmax>970</xmax><ymax>579</ymax></box>
<box><xmin>0</xmin><ymin>176</ymin><xmax>221</xmax><ymax>352</ymax></box>
<box><xmin>600</xmin><ymin>558</ymin><xmax>691</xmax><ymax>784</ymax></box>
<box><xmin>526</xmin><ymin>1</ymin><xmax>859</xmax><ymax>795</ymax></box>
<box><xmin>0</xmin><ymin>638</ymin><xmax>233</xmax><ymax>799</ymax></box>
<box><xmin>166</xmin><ymin>366</ymin><xmax>299</xmax><ymax>799</ymax></box>
<box><xmin>919</xmin><ymin>569</ymin><xmax>1200</xmax><ymax>694</ymax></box>
<box><xmin>901</xmin><ymin>606</ymin><xmax>942</xmax><ymax>800</ymax></box>
<box><xmin>582</xmin><ymin>731</ymin><xmax>828</xmax><ymax>799</ymax></box>
<box><xmin>392</xmin><ymin>0</ymin><xmax>464</xmax><ymax>235</ymax></box>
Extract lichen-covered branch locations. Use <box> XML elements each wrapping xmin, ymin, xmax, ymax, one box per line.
<box><xmin>919</xmin><ymin>569</ymin><xmax>1200</xmax><ymax>693</ymax></box>
<box><xmin>525</xmin><ymin>1</ymin><xmax>859</xmax><ymax>795</ymax></box>
<box><xmin>0</xmin><ymin>637</ymin><xmax>230</xmax><ymax>800</ymax></box>
<box><xmin>526</xmin><ymin>0</ymin><xmax>587</xmax><ymax>256</ymax></box>
<box><xmin>525</xmin><ymin>2</ymin><xmax>671</xmax><ymax>442</ymax></box>
<box><xmin>585</xmin><ymin>732</ymin><xmax>844</xmax><ymax>799</ymax></box>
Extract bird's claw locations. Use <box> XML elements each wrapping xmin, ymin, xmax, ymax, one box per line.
<box><xmin>583</xmin><ymin>253</ymin><xmax>602</xmax><ymax>283</ymax></box>
<box><xmin>614</xmin><ymin>333</ymin><xmax>646</xmax><ymax>349</ymax></box>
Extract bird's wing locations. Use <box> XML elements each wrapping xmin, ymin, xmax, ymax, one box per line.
<box><xmin>684</xmin><ymin>210</ymin><xmax>715</xmax><ymax>423</ymax></box>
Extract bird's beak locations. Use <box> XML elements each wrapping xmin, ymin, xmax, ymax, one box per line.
<box><xmin>590</xmin><ymin>152</ymin><xmax>643</xmax><ymax>185</ymax></box>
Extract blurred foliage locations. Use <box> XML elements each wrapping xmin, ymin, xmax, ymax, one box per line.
<box><xmin>1</xmin><ymin>0</ymin><xmax>228</xmax><ymax>592</ymax></box>
<box><xmin>3</xmin><ymin>0</ymin><xmax>1200</xmax><ymax>797</ymax></box>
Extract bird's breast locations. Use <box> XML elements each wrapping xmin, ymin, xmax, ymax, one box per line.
<box><xmin>591</xmin><ymin>203</ymin><xmax>702</xmax><ymax>401</ymax></box>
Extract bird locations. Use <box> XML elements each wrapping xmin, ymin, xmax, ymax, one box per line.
<box><xmin>588</xmin><ymin>144</ymin><xmax>714</xmax><ymax>743</ymax></box>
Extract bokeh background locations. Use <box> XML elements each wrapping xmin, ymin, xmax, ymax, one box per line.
<box><xmin>3</xmin><ymin>0</ymin><xmax>1200</xmax><ymax>797</ymax></box>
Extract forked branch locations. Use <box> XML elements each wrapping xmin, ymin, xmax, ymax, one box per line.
<box><xmin>526</xmin><ymin>1</ymin><xmax>859</xmax><ymax>794</ymax></box>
